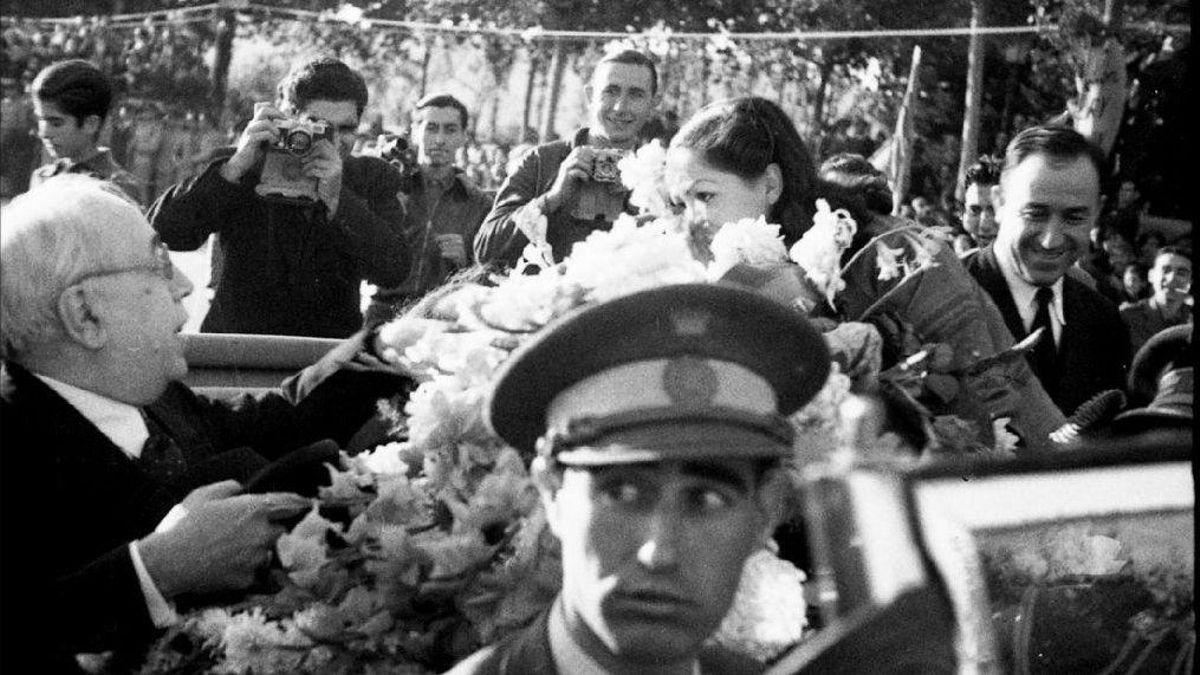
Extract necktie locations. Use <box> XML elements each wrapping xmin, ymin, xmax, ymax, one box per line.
<box><xmin>1030</xmin><ymin>286</ymin><xmax>1060</xmax><ymax>390</ymax></box>
<box><xmin>139</xmin><ymin>412</ymin><xmax>186</xmax><ymax>484</ymax></box>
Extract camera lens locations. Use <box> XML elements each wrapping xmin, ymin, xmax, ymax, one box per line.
<box><xmin>286</xmin><ymin>129</ymin><xmax>313</xmax><ymax>155</ymax></box>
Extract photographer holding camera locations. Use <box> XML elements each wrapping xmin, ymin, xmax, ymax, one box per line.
<box><xmin>363</xmin><ymin>94</ymin><xmax>492</xmax><ymax>324</ymax></box>
<box><xmin>148</xmin><ymin>57</ymin><xmax>409</xmax><ymax>338</ymax></box>
<box><xmin>474</xmin><ymin>49</ymin><xmax>660</xmax><ymax>268</ymax></box>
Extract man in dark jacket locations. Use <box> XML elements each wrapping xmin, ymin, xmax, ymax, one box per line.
<box><xmin>962</xmin><ymin>125</ymin><xmax>1130</xmax><ymax>415</ymax></box>
<box><xmin>447</xmin><ymin>283</ymin><xmax>830</xmax><ymax>674</ymax></box>
<box><xmin>149</xmin><ymin>57</ymin><xmax>410</xmax><ymax>338</ymax></box>
<box><xmin>365</xmin><ymin>93</ymin><xmax>492</xmax><ymax>323</ymax></box>
<box><xmin>0</xmin><ymin>176</ymin><xmax>410</xmax><ymax>672</ymax></box>
<box><xmin>474</xmin><ymin>49</ymin><xmax>659</xmax><ymax>268</ymax></box>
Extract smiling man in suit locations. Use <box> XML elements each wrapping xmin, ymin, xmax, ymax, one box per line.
<box><xmin>961</xmin><ymin>125</ymin><xmax>1130</xmax><ymax>415</ymax></box>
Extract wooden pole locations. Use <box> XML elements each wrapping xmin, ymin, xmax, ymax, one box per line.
<box><xmin>956</xmin><ymin>0</ymin><xmax>987</xmax><ymax>202</ymax></box>
<box><xmin>890</xmin><ymin>45</ymin><xmax>922</xmax><ymax>215</ymax></box>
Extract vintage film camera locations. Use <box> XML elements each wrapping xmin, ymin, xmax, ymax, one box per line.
<box><xmin>377</xmin><ymin>133</ymin><xmax>419</xmax><ymax>189</ymax></box>
<box><xmin>255</xmin><ymin>117</ymin><xmax>335</xmax><ymax>204</ymax></box>
<box><xmin>590</xmin><ymin>148</ymin><xmax>629</xmax><ymax>183</ymax></box>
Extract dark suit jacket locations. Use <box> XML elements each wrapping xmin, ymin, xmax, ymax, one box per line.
<box><xmin>962</xmin><ymin>246</ymin><xmax>1130</xmax><ymax>414</ymax></box>
<box><xmin>0</xmin><ymin>336</ymin><xmax>409</xmax><ymax>671</ymax></box>
<box><xmin>444</xmin><ymin>604</ymin><xmax>763</xmax><ymax>675</ymax></box>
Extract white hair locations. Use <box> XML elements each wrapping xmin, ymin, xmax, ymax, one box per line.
<box><xmin>1</xmin><ymin>175</ymin><xmax>146</xmax><ymax>360</ymax></box>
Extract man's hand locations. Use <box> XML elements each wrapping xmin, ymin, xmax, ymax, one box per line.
<box><xmin>220</xmin><ymin>102</ymin><xmax>283</xmax><ymax>184</ymax></box>
<box><xmin>137</xmin><ymin>483</ymin><xmax>309</xmax><ymax>598</ymax></box>
<box><xmin>304</xmin><ymin>138</ymin><xmax>344</xmax><ymax>218</ymax></box>
<box><xmin>540</xmin><ymin>146</ymin><xmax>595</xmax><ymax>214</ymax></box>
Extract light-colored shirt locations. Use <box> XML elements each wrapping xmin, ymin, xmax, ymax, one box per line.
<box><xmin>34</xmin><ymin>374</ymin><xmax>179</xmax><ymax>627</ymax></box>
<box><xmin>994</xmin><ymin>245</ymin><xmax>1066</xmax><ymax>346</ymax></box>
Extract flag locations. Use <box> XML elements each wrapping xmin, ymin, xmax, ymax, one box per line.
<box><xmin>888</xmin><ymin>45</ymin><xmax>922</xmax><ymax>216</ymax></box>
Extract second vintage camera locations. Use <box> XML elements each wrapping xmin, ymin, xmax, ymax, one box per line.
<box><xmin>256</xmin><ymin>118</ymin><xmax>335</xmax><ymax>204</ymax></box>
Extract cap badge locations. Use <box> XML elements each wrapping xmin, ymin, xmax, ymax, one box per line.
<box><xmin>662</xmin><ymin>356</ymin><xmax>720</xmax><ymax>405</ymax></box>
<box><xmin>670</xmin><ymin>308</ymin><xmax>712</xmax><ymax>336</ymax></box>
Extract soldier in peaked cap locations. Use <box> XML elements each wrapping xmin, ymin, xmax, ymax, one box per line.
<box><xmin>447</xmin><ymin>283</ymin><xmax>830</xmax><ymax>675</ymax></box>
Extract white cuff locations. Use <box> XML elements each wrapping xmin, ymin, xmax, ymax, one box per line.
<box><xmin>129</xmin><ymin>541</ymin><xmax>179</xmax><ymax>628</ymax></box>
<box><xmin>155</xmin><ymin>503</ymin><xmax>189</xmax><ymax>533</ymax></box>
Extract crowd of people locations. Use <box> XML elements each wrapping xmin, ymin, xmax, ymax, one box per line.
<box><xmin>0</xmin><ymin>39</ymin><xmax>1192</xmax><ymax>674</ymax></box>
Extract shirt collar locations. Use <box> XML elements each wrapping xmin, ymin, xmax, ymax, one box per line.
<box><xmin>58</xmin><ymin>147</ymin><xmax>110</xmax><ymax>174</ymax></box>
<box><xmin>419</xmin><ymin>166</ymin><xmax>464</xmax><ymax>193</ymax></box>
<box><xmin>994</xmin><ymin>244</ymin><xmax>1066</xmax><ymax>327</ymax></box>
<box><xmin>547</xmin><ymin>598</ymin><xmax>701</xmax><ymax>675</ymax></box>
<box><xmin>33</xmin><ymin>373</ymin><xmax>148</xmax><ymax>459</ymax></box>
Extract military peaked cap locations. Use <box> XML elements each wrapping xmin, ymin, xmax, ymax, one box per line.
<box><xmin>485</xmin><ymin>283</ymin><xmax>831</xmax><ymax>465</ymax></box>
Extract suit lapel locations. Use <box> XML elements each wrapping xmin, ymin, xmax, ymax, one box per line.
<box><xmin>1056</xmin><ymin>278</ymin><xmax>1087</xmax><ymax>396</ymax></box>
<box><xmin>4</xmin><ymin>362</ymin><xmax>136</xmax><ymax>472</ymax></box>
<box><xmin>975</xmin><ymin>247</ymin><xmax>1027</xmax><ymax>339</ymax></box>
<box><xmin>3</xmin><ymin>362</ymin><xmax>178</xmax><ymax>564</ymax></box>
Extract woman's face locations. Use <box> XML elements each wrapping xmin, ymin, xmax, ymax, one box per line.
<box><xmin>664</xmin><ymin>147</ymin><xmax>781</xmax><ymax>228</ymax></box>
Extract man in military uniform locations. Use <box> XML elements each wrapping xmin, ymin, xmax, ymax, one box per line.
<box><xmin>447</xmin><ymin>283</ymin><xmax>831</xmax><ymax>674</ymax></box>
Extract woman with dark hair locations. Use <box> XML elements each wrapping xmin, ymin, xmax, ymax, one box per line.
<box><xmin>817</xmin><ymin>152</ymin><xmax>894</xmax><ymax>218</ymax></box>
<box><xmin>665</xmin><ymin>96</ymin><xmax>1068</xmax><ymax>454</ymax></box>
<box><xmin>665</xmin><ymin>96</ymin><xmax>824</xmax><ymax>247</ymax></box>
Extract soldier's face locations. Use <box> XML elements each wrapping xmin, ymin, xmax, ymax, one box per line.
<box><xmin>543</xmin><ymin>458</ymin><xmax>771</xmax><ymax>665</ymax></box>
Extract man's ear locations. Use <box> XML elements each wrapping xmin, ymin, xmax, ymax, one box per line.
<box><xmin>56</xmin><ymin>285</ymin><xmax>107</xmax><ymax>350</ymax></box>
<box><xmin>754</xmin><ymin>467</ymin><xmax>791</xmax><ymax>547</ymax></box>
<box><xmin>763</xmin><ymin>163</ymin><xmax>784</xmax><ymax>208</ymax></box>
<box><xmin>82</xmin><ymin>114</ymin><xmax>103</xmax><ymax>139</ymax></box>
<box><xmin>531</xmin><ymin>456</ymin><xmax>564</xmax><ymax>537</ymax></box>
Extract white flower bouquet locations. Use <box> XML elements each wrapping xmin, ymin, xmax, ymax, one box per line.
<box><xmin>138</xmin><ymin>143</ymin><xmax>1019</xmax><ymax>673</ymax></box>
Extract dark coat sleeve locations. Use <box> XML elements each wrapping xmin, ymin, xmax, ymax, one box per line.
<box><xmin>150</xmin><ymin>329</ymin><xmax>411</xmax><ymax>462</ymax></box>
<box><xmin>334</xmin><ymin>156</ymin><xmax>410</xmax><ymax>287</ymax></box>
<box><xmin>147</xmin><ymin>147</ymin><xmax>254</xmax><ymax>251</ymax></box>
<box><xmin>473</xmin><ymin>146</ymin><xmax>548</xmax><ymax>268</ymax></box>
<box><xmin>1058</xmin><ymin>279</ymin><xmax>1131</xmax><ymax>413</ymax></box>
<box><xmin>1</xmin><ymin>366</ymin><xmax>174</xmax><ymax>663</ymax></box>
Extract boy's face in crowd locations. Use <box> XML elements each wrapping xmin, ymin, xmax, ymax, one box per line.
<box><xmin>543</xmin><ymin>457</ymin><xmax>773</xmax><ymax>664</ymax></box>
<box><xmin>297</xmin><ymin>99</ymin><xmax>359</xmax><ymax>159</ymax></box>
<box><xmin>1150</xmin><ymin>252</ymin><xmax>1192</xmax><ymax>303</ymax></box>
<box><xmin>994</xmin><ymin>153</ymin><xmax>1100</xmax><ymax>287</ymax></box>
<box><xmin>962</xmin><ymin>181</ymin><xmax>998</xmax><ymax>248</ymax></box>
<box><xmin>587</xmin><ymin>61</ymin><xmax>657</xmax><ymax>147</ymax></box>
<box><xmin>413</xmin><ymin>106</ymin><xmax>467</xmax><ymax>169</ymax></box>
<box><xmin>34</xmin><ymin>98</ymin><xmax>99</xmax><ymax>162</ymax></box>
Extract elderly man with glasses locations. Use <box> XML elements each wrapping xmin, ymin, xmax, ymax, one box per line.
<box><xmin>0</xmin><ymin>176</ymin><xmax>410</xmax><ymax>673</ymax></box>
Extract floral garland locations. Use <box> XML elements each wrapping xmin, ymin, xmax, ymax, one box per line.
<box><xmin>140</xmin><ymin>143</ymin><xmax>1019</xmax><ymax>674</ymax></box>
